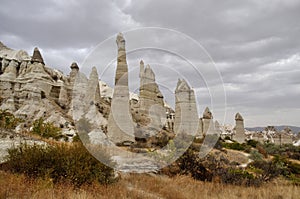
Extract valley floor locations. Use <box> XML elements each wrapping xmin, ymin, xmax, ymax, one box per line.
<box><xmin>0</xmin><ymin>171</ymin><xmax>299</xmax><ymax>199</ymax></box>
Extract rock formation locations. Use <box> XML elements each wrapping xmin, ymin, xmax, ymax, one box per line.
<box><xmin>234</xmin><ymin>113</ymin><xmax>245</xmax><ymax>143</ymax></box>
<box><xmin>86</xmin><ymin>67</ymin><xmax>101</xmax><ymax>106</ymax></box>
<box><xmin>69</xmin><ymin>62</ymin><xmax>79</xmax><ymax>85</ymax></box>
<box><xmin>174</xmin><ymin>79</ymin><xmax>198</xmax><ymax>136</ymax></box>
<box><xmin>31</xmin><ymin>47</ymin><xmax>44</xmax><ymax>64</ymax></box>
<box><xmin>139</xmin><ymin>61</ymin><xmax>164</xmax><ymax>113</ymax></box>
<box><xmin>107</xmin><ymin>33</ymin><xmax>135</xmax><ymax>144</ymax></box>
<box><xmin>138</xmin><ymin>61</ymin><xmax>165</xmax><ymax>133</ymax></box>
<box><xmin>202</xmin><ymin>107</ymin><xmax>214</xmax><ymax>136</ymax></box>
<box><xmin>0</xmin><ymin>41</ymin><xmax>84</xmax><ymax>137</ymax></box>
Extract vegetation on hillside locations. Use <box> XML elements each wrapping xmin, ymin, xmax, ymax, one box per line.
<box><xmin>0</xmin><ymin>109</ymin><xmax>22</xmax><ymax>130</ymax></box>
<box><xmin>2</xmin><ymin>142</ymin><xmax>116</xmax><ymax>187</ymax></box>
<box><xmin>0</xmin><ymin>171</ymin><xmax>299</xmax><ymax>199</ymax></box>
<box><xmin>31</xmin><ymin>118</ymin><xmax>68</xmax><ymax>141</ymax></box>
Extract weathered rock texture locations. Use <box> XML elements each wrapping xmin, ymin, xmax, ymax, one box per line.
<box><xmin>31</xmin><ymin>47</ymin><xmax>44</xmax><ymax>64</ymax></box>
<box><xmin>138</xmin><ymin>61</ymin><xmax>165</xmax><ymax>132</ymax></box>
<box><xmin>107</xmin><ymin>33</ymin><xmax>135</xmax><ymax>144</ymax></box>
<box><xmin>139</xmin><ymin>61</ymin><xmax>164</xmax><ymax>113</ymax></box>
<box><xmin>202</xmin><ymin>107</ymin><xmax>214</xmax><ymax>136</ymax></box>
<box><xmin>234</xmin><ymin>112</ymin><xmax>245</xmax><ymax>143</ymax></box>
<box><xmin>174</xmin><ymin>79</ymin><xmax>198</xmax><ymax>136</ymax></box>
<box><xmin>0</xmin><ymin>41</ymin><xmax>90</xmax><ymax>136</ymax></box>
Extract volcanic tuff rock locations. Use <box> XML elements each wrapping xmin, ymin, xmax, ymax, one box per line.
<box><xmin>202</xmin><ymin>107</ymin><xmax>214</xmax><ymax>136</ymax></box>
<box><xmin>107</xmin><ymin>33</ymin><xmax>135</xmax><ymax>144</ymax></box>
<box><xmin>174</xmin><ymin>79</ymin><xmax>198</xmax><ymax>136</ymax></box>
<box><xmin>0</xmin><ymin>42</ymin><xmax>104</xmax><ymax>137</ymax></box>
<box><xmin>234</xmin><ymin>112</ymin><xmax>245</xmax><ymax>143</ymax></box>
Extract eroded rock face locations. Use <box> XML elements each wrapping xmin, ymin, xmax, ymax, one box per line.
<box><xmin>203</xmin><ymin>107</ymin><xmax>213</xmax><ymax>119</ymax></box>
<box><xmin>107</xmin><ymin>33</ymin><xmax>135</xmax><ymax>144</ymax></box>
<box><xmin>1</xmin><ymin>59</ymin><xmax>18</xmax><ymax>80</ymax></box>
<box><xmin>31</xmin><ymin>47</ymin><xmax>44</xmax><ymax>64</ymax></box>
<box><xmin>174</xmin><ymin>79</ymin><xmax>198</xmax><ymax>136</ymax></box>
<box><xmin>0</xmin><ymin>42</ymin><xmax>79</xmax><ymax>131</ymax></box>
<box><xmin>138</xmin><ymin>61</ymin><xmax>165</xmax><ymax>134</ymax></box>
<box><xmin>202</xmin><ymin>107</ymin><xmax>214</xmax><ymax>136</ymax></box>
<box><xmin>69</xmin><ymin>62</ymin><xmax>79</xmax><ymax>85</ymax></box>
<box><xmin>86</xmin><ymin>67</ymin><xmax>101</xmax><ymax>106</ymax></box>
<box><xmin>234</xmin><ymin>112</ymin><xmax>245</xmax><ymax>143</ymax></box>
<box><xmin>115</xmin><ymin>33</ymin><xmax>128</xmax><ymax>86</ymax></box>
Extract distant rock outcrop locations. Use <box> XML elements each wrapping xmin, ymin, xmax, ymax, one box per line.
<box><xmin>202</xmin><ymin>107</ymin><xmax>214</xmax><ymax>136</ymax></box>
<box><xmin>234</xmin><ymin>113</ymin><xmax>245</xmax><ymax>143</ymax></box>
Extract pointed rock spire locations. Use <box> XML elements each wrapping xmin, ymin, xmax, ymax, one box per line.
<box><xmin>234</xmin><ymin>112</ymin><xmax>245</xmax><ymax>143</ymax></box>
<box><xmin>86</xmin><ymin>67</ymin><xmax>101</xmax><ymax>105</ymax></box>
<box><xmin>175</xmin><ymin>79</ymin><xmax>191</xmax><ymax>93</ymax></box>
<box><xmin>31</xmin><ymin>47</ymin><xmax>44</xmax><ymax>64</ymax></box>
<box><xmin>174</xmin><ymin>78</ymin><xmax>198</xmax><ymax>135</ymax></box>
<box><xmin>108</xmin><ymin>33</ymin><xmax>135</xmax><ymax>144</ymax></box>
<box><xmin>69</xmin><ymin>62</ymin><xmax>79</xmax><ymax>85</ymax></box>
<box><xmin>115</xmin><ymin>33</ymin><xmax>128</xmax><ymax>86</ymax></box>
<box><xmin>203</xmin><ymin>107</ymin><xmax>213</xmax><ymax>119</ymax></box>
<box><xmin>140</xmin><ymin>60</ymin><xmax>145</xmax><ymax>79</ymax></box>
<box><xmin>70</xmin><ymin>62</ymin><xmax>79</xmax><ymax>70</ymax></box>
<box><xmin>235</xmin><ymin>112</ymin><xmax>244</xmax><ymax>121</ymax></box>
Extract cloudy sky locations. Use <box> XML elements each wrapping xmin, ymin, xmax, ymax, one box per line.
<box><xmin>1</xmin><ymin>0</ymin><xmax>299</xmax><ymax>127</ymax></box>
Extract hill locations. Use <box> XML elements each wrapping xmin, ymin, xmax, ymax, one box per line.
<box><xmin>246</xmin><ymin>125</ymin><xmax>300</xmax><ymax>134</ymax></box>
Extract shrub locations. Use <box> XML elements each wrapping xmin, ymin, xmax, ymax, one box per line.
<box><xmin>222</xmin><ymin>142</ymin><xmax>245</xmax><ymax>151</ymax></box>
<box><xmin>31</xmin><ymin>118</ymin><xmax>67</xmax><ymax>141</ymax></box>
<box><xmin>247</xmin><ymin>140</ymin><xmax>259</xmax><ymax>148</ymax></box>
<box><xmin>4</xmin><ymin>143</ymin><xmax>116</xmax><ymax>187</ymax></box>
<box><xmin>0</xmin><ymin>109</ymin><xmax>22</xmax><ymax>129</ymax></box>
<box><xmin>250</xmin><ymin>150</ymin><xmax>263</xmax><ymax>161</ymax></box>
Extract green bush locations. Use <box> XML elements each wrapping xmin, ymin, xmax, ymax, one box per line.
<box><xmin>247</xmin><ymin>140</ymin><xmax>259</xmax><ymax>148</ymax></box>
<box><xmin>31</xmin><ymin>118</ymin><xmax>67</xmax><ymax>141</ymax></box>
<box><xmin>0</xmin><ymin>109</ymin><xmax>22</xmax><ymax>129</ymax></box>
<box><xmin>222</xmin><ymin>142</ymin><xmax>246</xmax><ymax>151</ymax></box>
<box><xmin>4</xmin><ymin>143</ymin><xmax>116</xmax><ymax>187</ymax></box>
<box><xmin>250</xmin><ymin>150</ymin><xmax>263</xmax><ymax>161</ymax></box>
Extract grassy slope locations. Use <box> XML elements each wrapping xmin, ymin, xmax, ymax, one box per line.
<box><xmin>0</xmin><ymin>171</ymin><xmax>299</xmax><ymax>199</ymax></box>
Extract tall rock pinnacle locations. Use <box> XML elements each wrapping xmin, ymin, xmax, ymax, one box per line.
<box><xmin>174</xmin><ymin>79</ymin><xmax>198</xmax><ymax>136</ymax></box>
<box><xmin>234</xmin><ymin>112</ymin><xmax>245</xmax><ymax>143</ymax></box>
<box><xmin>115</xmin><ymin>33</ymin><xmax>128</xmax><ymax>86</ymax></box>
<box><xmin>31</xmin><ymin>47</ymin><xmax>44</xmax><ymax>64</ymax></box>
<box><xmin>108</xmin><ymin>33</ymin><xmax>135</xmax><ymax>144</ymax></box>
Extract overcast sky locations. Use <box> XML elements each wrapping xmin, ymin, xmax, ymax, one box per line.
<box><xmin>1</xmin><ymin>0</ymin><xmax>299</xmax><ymax>127</ymax></box>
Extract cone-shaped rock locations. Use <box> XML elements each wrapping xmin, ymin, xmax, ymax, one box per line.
<box><xmin>234</xmin><ymin>112</ymin><xmax>245</xmax><ymax>143</ymax></box>
<box><xmin>69</xmin><ymin>62</ymin><xmax>79</xmax><ymax>85</ymax></box>
<box><xmin>108</xmin><ymin>33</ymin><xmax>135</xmax><ymax>144</ymax></box>
<box><xmin>115</xmin><ymin>33</ymin><xmax>128</xmax><ymax>86</ymax></box>
<box><xmin>86</xmin><ymin>67</ymin><xmax>101</xmax><ymax>106</ymax></box>
<box><xmin>174</xmin><ymin>79</ymin><xmax>198</xmax><ymax>136</ymax></box>
<box><xmin>31</xmin><ymin>47</ymin><xmax>44</xmax><ymax>64</ymax></box>
<box><xmin>202</xmin><ymin>107</ymin><xmax>213</xmax><ymax>136</ymax></box>
<box><xmin>235</xmin><ymin>112</ymin><xmax>244</xmax><ymax>121</ymax></box>
<box><xmin>203</xmin><ymin>107</ymin><xmax>213</xmax><ymax>119</ymax></box>
<box><xmin>139</xmin><ymin>63</ymin><xmax>164</xmax><ymax>113</ymax></box>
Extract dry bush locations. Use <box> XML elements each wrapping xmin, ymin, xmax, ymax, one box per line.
<box><xmin>2</xmin><ymin>142</ymin><xmax>115</xmax><ymax>187</ymax></box>
<box><xmin>0</xmin><ymin>171</ymin><xmax>299</xmax><ymax>199</ymax></box>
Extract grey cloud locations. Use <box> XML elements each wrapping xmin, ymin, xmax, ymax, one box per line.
<box><xmin>0</xmin><ymin>0</ymin><xmax>299</xmax><ymax>127</ymax></box>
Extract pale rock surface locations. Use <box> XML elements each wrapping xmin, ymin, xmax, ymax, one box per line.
<box><xmin>107</xmin><ymin>33</ymin><xmax>135</xmax><ymax>144</ymax></box>
<box><xmin>138</xmin><ymin>61</ymin><xmax>165</xmax><ymax>134</ymax></box>
<box><xmin>202</xmin><ymin>107</ymin><xmax>214</xmax><ymax>136</ymax></box>
<box><xmin>234</xmin><ymin>112</ymin><xmax>246</xmax><ymax>143</ymax></box>
<box><xmin>174</xmin><ymin>79</ymin><xmax>198</xmax><ymax>136</ymax></box>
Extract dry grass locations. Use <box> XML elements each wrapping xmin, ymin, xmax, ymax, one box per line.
<box><xmin>0</xmin><ymin>171</ymin><xmax>299</xmax><ymax>199</ymax></box>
